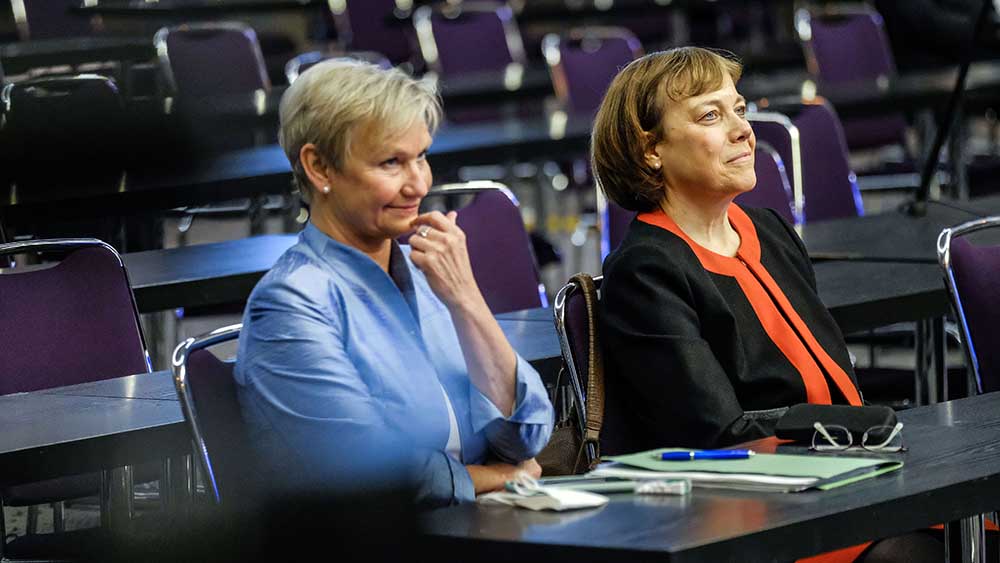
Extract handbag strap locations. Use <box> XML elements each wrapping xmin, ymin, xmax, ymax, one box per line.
<box><xmin>568</xmin><ymin>273</ymin><xmax>605</xmax><ymax>467</ymax></box>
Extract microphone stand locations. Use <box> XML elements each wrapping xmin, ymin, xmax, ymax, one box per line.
<box><xmin>905</xmin><ymin>0</ymin><xmax>995</xmax><ymax>216</ymax></box>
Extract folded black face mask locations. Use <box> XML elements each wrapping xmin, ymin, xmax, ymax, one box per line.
<box><xmin>774</xmin><ymin>404</ymin><xmax>898</xmax><ymax>443</ymax></box>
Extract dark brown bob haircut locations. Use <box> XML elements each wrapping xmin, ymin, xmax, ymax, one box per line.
<box><xmin>591</xmin><ymin>47</ymin><xmax>743</xmax><ymax>212</ymax></box>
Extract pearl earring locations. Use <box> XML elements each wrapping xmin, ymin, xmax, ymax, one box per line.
<box><xmin>321</xmin><ymin>185</ymin><xmax>330</xmax><ymax>194</ymax></box>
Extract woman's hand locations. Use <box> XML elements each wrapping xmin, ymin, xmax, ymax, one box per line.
<box><xmin>466</xmin><ymin>459</ymin><xmax>543</xmax><ymax>495</ymax></box>
<box><xmin>408</xmin><ymin>211</ymin><xmax>484</xmax><ymax>313</ymax></box>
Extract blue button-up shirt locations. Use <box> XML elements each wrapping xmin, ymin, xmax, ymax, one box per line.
<box><xmin>235</xmin><ymin>223</ymin><xmax>553</xmax><ymax>505</ymax></box>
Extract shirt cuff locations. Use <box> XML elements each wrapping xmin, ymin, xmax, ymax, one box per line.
<box><xmin>468</xmin><ymin>354</ymin><xmax>554</xmax><ymax>460</ymax></box>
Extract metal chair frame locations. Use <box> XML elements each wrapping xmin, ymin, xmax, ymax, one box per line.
<box><xmin>753</xmin><ymin>140</ymin><xmax>801</xmax><ymax>226</ymax></box>
<box><xmin>413</xmin><ymin>1</ymin><xmax>527</xmax><ymax>77</ymax></box>
<box><xmin>748</xmin><ymin>111</ymin><xmax>805</xmax><ymax>223</ymax></box>
<box><xmin>936</xmin><ymin>216</ymin><xmax>1000</xmax><ymax>395</ymax></box>
<box><xmin>540</xmin><ymin>26</ymin><xmax>642</xmax><ymax>111</ymax></box>
<box><xmin>171</xmin><ymin>323</ymin><xmax>243</xmax><ymax>504</ymax></box>
<box><xmin>153</xmin><ymin>21</ymin><xmax>271</xmax><ymax>98</ymax></box>
<box><xmin>0</xmin><ymin>238</ymin><xmax>150</xmax><ymax>364</ymax></box>
<box><xmin>553</xmin><ymin>274</ymin><xmax>603</xmax><ymax>466</ymax></box>
<box><xmin>794</xmin><ymin>3</ymin><xmax>896</xmax><ymax>82</ymax></box>
<box><xmin>0</xmin><ymin>238</ymin><xmax>152</xmax><ymax>556</ymax></box>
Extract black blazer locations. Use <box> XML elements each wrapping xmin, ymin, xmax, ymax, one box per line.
<box><xmin>599</xmin><ymin>205</ymin><xmax>861</xmax><ymax>454</ymax></box>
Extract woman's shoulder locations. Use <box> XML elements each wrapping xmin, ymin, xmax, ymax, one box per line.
<box><xmin>740</xmin><ymin>205</ymin><xmax>801</xmax><ymax>248</ymax></box>
<box><xmin>604</xmin><ymin>219</ymin><xmax>701</xmax><ymax>276</ymax></box>
<box><xmin>248</xmin><ymin>238</ymin><xmax>343</xmax><ymax>313</ymax></box>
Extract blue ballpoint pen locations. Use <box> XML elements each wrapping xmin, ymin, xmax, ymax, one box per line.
<box><xmin>660</xmin><ymin>449</ymin><xmax>755</xmax><ymax>461</ymax></box>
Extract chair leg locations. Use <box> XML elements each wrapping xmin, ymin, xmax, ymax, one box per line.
<box><xmin>52</xmin><ymin>502</ymin><xmax>64</xmax><ymax>534</ymax></box>
<box><xmin>25</xmin><ymin>505</ymin><xmax>37</xmax><ymax>535</ymax></box>
<box><xmin>0</xmin><ymin>505</ymin><xmax>7</xmax><ymax>560</ymax></box>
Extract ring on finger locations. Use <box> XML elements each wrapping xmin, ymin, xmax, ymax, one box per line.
<box><xmin>417</xmin><ymin>225</ymin><xmax>431</xmax><ymax>238</ymax></box>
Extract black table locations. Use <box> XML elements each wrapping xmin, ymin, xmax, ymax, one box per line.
<box><xmin>73</xmin><ymin>0</ymin><xmax>327</xmax><ymax>15</ymax></box>
<box><xmin>0</xmin><ymin>304</ymin><xmax>563</xmax><ymax>488</ymax></box>
<box><xmin>802</xmin><ymin>196</ymin><xmax>1000</xmax><ymax>264</ymax></box>
<box><xmin>124</xmin><ymin>236</ymin><xmax>947</xmax><ymax>335</ymax></box>
<box><xmin>124</xmin><ymin>234</ymin><xmax>297</xmax><ymax>314</ymax></box>
<box><xmin>422</xmin><ymin>391</ymin><xmax>1000</xmax><ymax>563</ymax></box>
<box><xmin>0</xmin><ymin>36</ymin><xmax>155</xmax><ymax>76</ymax></box>
<box><xmin>0</xmin><ymin>111</ymin><xmax>594</xmax><ymax>225</ymax></box>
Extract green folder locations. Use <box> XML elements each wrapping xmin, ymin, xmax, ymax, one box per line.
<box><xmin>595</xmin><ymin>448</ymin><xmax>903</xmax><ymax>492</ymax></box>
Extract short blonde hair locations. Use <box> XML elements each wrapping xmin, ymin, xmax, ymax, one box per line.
<box><xmin>591</xmin><ymin>47</ymin><xmax>742</xmax><ymax>212</ymax></box>
<box><xmin>278</xmin><ymin>59</ymin><xmax>442</xmax><ymax>203</ymax></box>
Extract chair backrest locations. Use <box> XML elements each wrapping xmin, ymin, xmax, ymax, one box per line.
<box><xmin>420</xmin><ymin>181</ymin><xmax>546</xmax><ymax>313</ymax></box>
<box><xmin>542</xmin><ymin>27</ymin><xmax>643</xmax><ymax>115</ymax></box>
<box><xmin>937</xmin><ymin>217</ymin><xmax>1000</xmax><ymax>395</ymax></box>
<box><xmin>173</xmin><ymin>323</ymin><xmax>257</xmax><ymax>504</ymax></box>
<box><xmin>284</xmin><ymin>51</ymin><xmax>391</xmax><ymax>83</ymax></box>
<box><xmin>735</xmin><ymin>142</ymin><xmax>799</xmax><ymax>225</ymax></box>
<box><xmin>554</xmin><ymin>273</ymin><xmax>604</xmax><ymax>469</ymax></box>
<box><xmin>792</xmin><ymin>101</ymin><xmax>864</xmax><ymax>221</ymax></box>
<box><xmin>11</xmin><ymin>0</ymin><xmax>93</xmax><ymax>40</ymax></box>
<box><xmin>598</xmin><ymin>191</ymin><xmax>636</xmax><ymax>259</ymax></box>
<box><xmin>748</xmin><ymin>111</ymin><xmax>805</xmax><ymax>222</ymax></box>
<box><xmin>413</xmin><ymin>1</ymin><xmax>526</xmax><ymax>77</ymax></box>
<box><xmin>0</xmin><ymin>239</ymin><xmax>150</xmax><ymax>396</ymax></box>
<box><xmin>1</xmin><ymin>74</ymin><xmax>128</xmax><ymax>189</ymax></box>
<box><xmin>330</xmin><ymin>0</ymin><xmax>416</xmax><ymax>66</ymax></box>
<box><xmin>795</xmin><ymin>7</ymin><xmax>908</xmax><ymax>149</ymax></box>
<box><xmin>155</xmin><ymin>22</ymin><xmax>271</xmax><ymax>98</ymax></box>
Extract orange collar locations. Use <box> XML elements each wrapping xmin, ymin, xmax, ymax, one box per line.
<box><xmin>637</xmin><ymin>204</ymin><xmax>761</xmax><ymax>275</ymax></box>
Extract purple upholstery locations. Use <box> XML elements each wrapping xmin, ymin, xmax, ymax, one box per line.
<box><xmin>602</xmin><ymin>200</ymin><xmax>636</xmax><ymax>258</ymax></box>
<box><xmin>736</xmin><ymin>146</ymin><xmax>797</xmax><ymax>224</ymax></box>
<box><xmin>792</xmin><ymin>103</ymin><xmax>864</xmax><ymax>221</ymax></box>
<box><xmin>426</xmin><ymin>3</ymin><xmax>520</xmax><ymax>76</ymax></box>
<box><xmin>749</xmin><ymin>117</ymin><xmax>797</xmax><ymax>217</ymax></box>
<box><xmin>19</xmin><ymin>0</ymin><xmax>93</xmax><ymax>39</ymax></box>
<box><xmin>804</xmin><ymin>10</ymin><xmax>908</xmax><ymax>149</ymax></box>
<box><xmin>563</xmin><ymin>282</ymin><xmax>592</xmax><ymax>399</ymax></box>
<box><xmin>0</xmin><ymin>245</ymin><xmax>147</xmax><ymax>396</ymax></box>
<box><xmin>185</xmin><ymin>348</ymin><xmax>257</xmax><ymax>503</ymax></box>
<box><xmin>455</xmin><ymin>189</ymin><xmax>545</xmax><ymax>313</ymax></box>
<box><xmin>551</xmin><ymin>29</ymin><xmax>642</xmax><ymax>115</ymax></box>
<box><xmin>159</xmin><ymin>24</ymin><xmax>271</xmax><ymax>98</ymax></box>
<box><xmin>949</xmin><ymin>237</ymin><xmax>1000</xmax><ymax>393</ymax></box>
<box><xmin>337</xmin><ymin>0</ymin><xmax>415</xmax><ymax>65</ymax></box>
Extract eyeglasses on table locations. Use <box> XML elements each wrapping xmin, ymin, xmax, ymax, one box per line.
<box><xmin>810</xmin><ymin>421</ymin><xmax>907</xmax><ymax>453</ymax></box>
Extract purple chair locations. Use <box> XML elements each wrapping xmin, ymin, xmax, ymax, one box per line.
<box><xmin>0</xmin><ymin>240</ymin><xmax>149</xmax><ymax>394</ymax></box>
<box><xmin>795</xmin><ymin>7</ymin><xmax>909</xmax><ymax>150</ymax></box>
<box><xmin>748</xmin><ymin>112</ymin><xmax>805</xmax><ymax>220</ymax></box>
<box><xmin>172</xmin><ymin>324</ymin><xmax>261</xmax><ymax>505</ymax></box>
<box><xmin>792</xmin><ymin>101</ymin><xmax>864</xmax><ymax>221</ymax></box>
<box><xmin>1</xmin><ymin>75</ymin><xmax>128</xmax><ymax>231</ymax></box>
<box><xmin>542</xmin><ymin>27</ymin><xmax>643</xmax><ymax>116</ymax></box>
<box><xmin>11</xmin><ymin>0</ymin><xmax>94</xmax><ymax>40</ymax></box>
<box><xmin>599</xmin><ymin>195</ymin><xmax>636</xmax><ymax>259</ymax></box>
<box><xmin>413</xmin><ymin>1</ymin><xmax>526</xmax><ymax>78</ymax></box>
<box><xmin>330</xmin><ymin>0</ymin><xmax>417</xmax><ymax>67</ymax></box>
<box><xmin>155</xmin><ymin>22</ymin><xmax>271</xmax><ymax>99</ymax></box>
<box><xmin>422</xmin><ymin>182</ymin><xmax>547</xmax><ymax>314</ymax></box>
<box><xmin>938</xmin><ymin>217</ymin><xmax>1000</xmax><ymax>395</ymax></box>
<box><xmin>735</xmin><ymin>143</ymin><xmax>799</xmax><ymax>225</ymax></box>
<box><xmin>0</xmin><ymin>239</ymin><xmax>150</xmax><ymax>555</ymax></box>
<box><xmin>284</xmin><ymin>50</ymin><xmax>391</xmax><ymax>83</ymax></box>
<box><xmin>751</xmin><ymin>106</ymin><xmax>862</xmax><ymax>223</ymax></box>
<box><xmin>552</xmin><ymin>273</ymin><xmax>604</xmax><ymax>473</ymax></box>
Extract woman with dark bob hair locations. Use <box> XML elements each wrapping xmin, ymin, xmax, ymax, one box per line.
<box><xmin>593</xmin><ymin>47</ymin><xmax>943</xmax><ymax>563</ymax></box>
